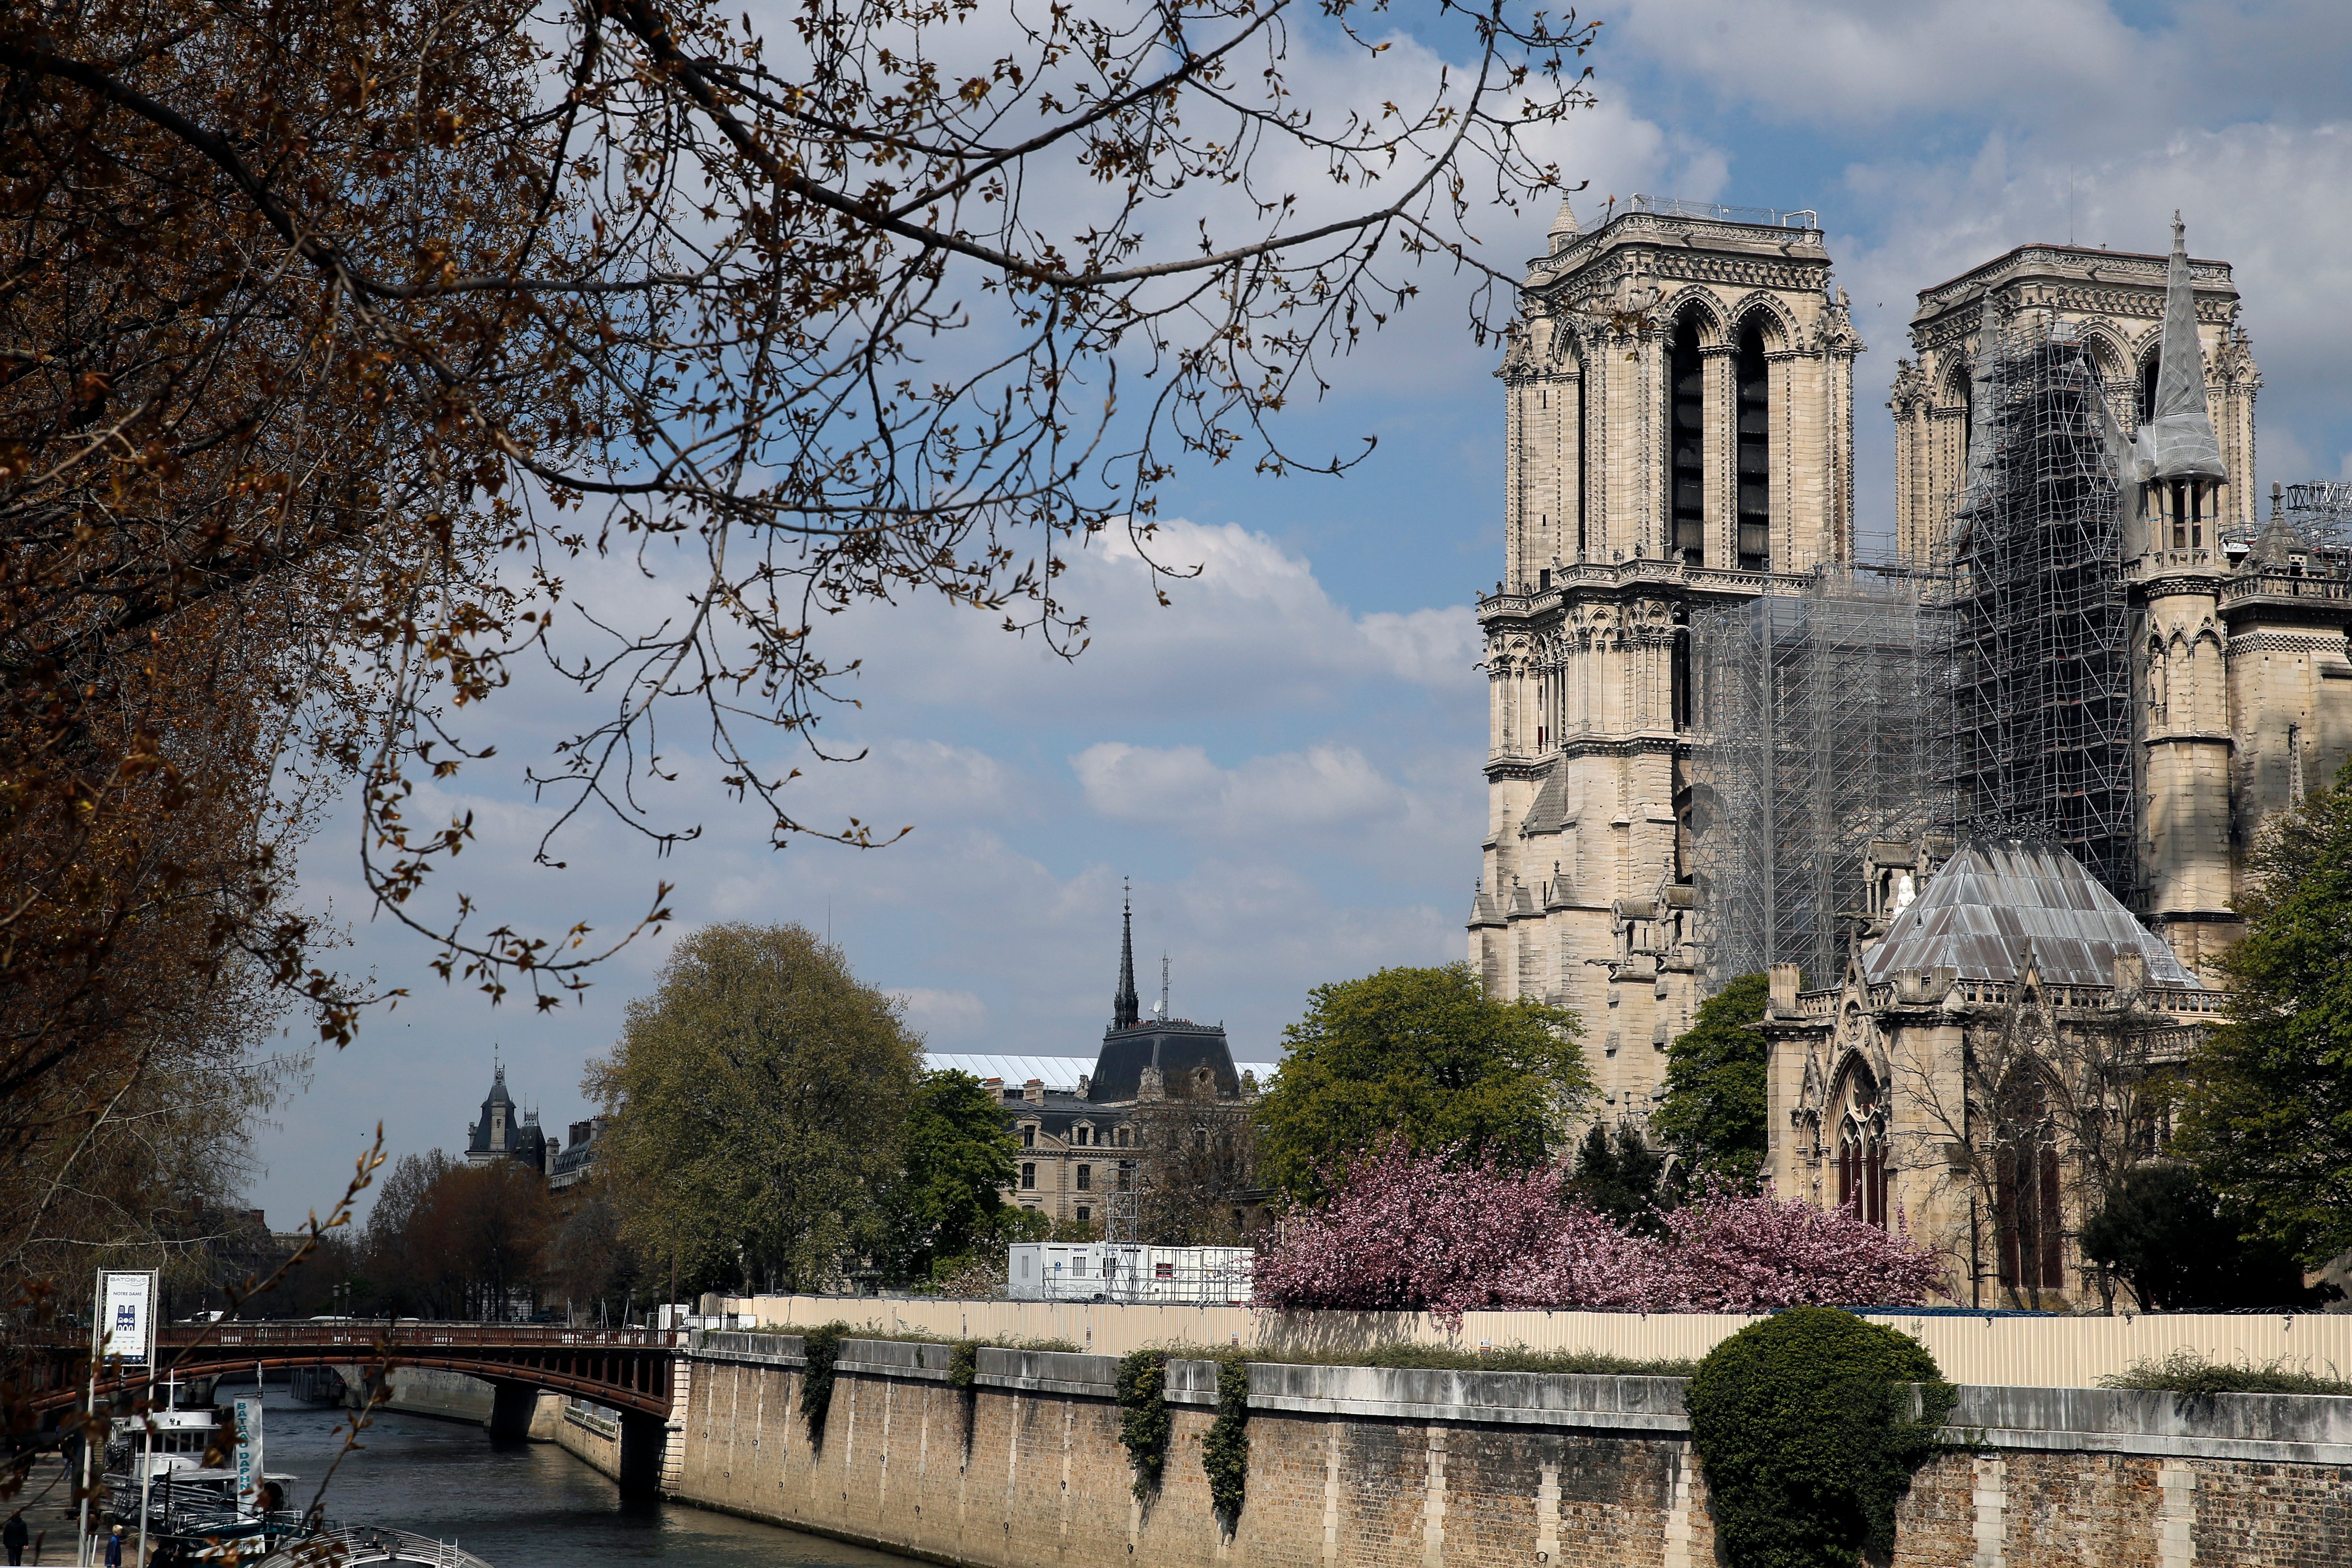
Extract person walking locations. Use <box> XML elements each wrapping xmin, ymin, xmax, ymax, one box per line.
<box><xmin>102</xmin><ymin>1526</ymin><xmax>122</xmax><ymax>1568</ymax></box>
<box><xmin>3</xmin><ymin>1508</ymin><xmax>28</xmax><ymax>1565</ymax></box>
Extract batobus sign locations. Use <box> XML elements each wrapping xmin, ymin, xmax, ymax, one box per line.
<box><xmin>95</xmin><ymin>1270</ymin><xmax>157</xmax><ymax>1365</ymax></box>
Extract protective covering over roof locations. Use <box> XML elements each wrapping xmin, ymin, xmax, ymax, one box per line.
<box><xmin>2129</xmin><ymin>213</ymin><xmax>2227</xmax><ymax>483</ymax></box>
<box><xmin>1859</xmin><ymin>837</ymin><xmax>2198</xmax><ymax>989</ymax></box>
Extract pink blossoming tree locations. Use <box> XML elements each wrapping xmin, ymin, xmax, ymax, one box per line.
<box><xmin>1253</xmin><ymin>1141</ymin><xmax>1946</xmax><ymax>1323</ymax></box>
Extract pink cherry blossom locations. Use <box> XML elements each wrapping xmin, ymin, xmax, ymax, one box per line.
<box><xmin>1252</xmin><ymin>1141</ymin><xmax>1946</xmax><ymax>1324</ymax></box>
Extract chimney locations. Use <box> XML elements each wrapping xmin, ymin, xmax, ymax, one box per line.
<box><xmin>1024</xmin><ymin>1078</ymin><xmax>1045</xmax><ymax>1105</ymax></box>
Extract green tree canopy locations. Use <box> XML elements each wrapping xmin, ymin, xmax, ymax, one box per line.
<box><xmin>1254</xmin><ymin>963</ymin><xmax>1587</xmax><ymax>1202</ymax></box>
<box><xmin>2175</xmin><ymin>767</ymin><xmax>2352</xmax><ymax>1264</ymax></box>
<box><xmin>1653</xmin><ymin>973</ymin><xmax>1772</xmax><ymax>1182</ymax></box>
<box><xmin>1568</xmin><ymin>1123</ymin><xmax>1668</xmax><ymax>1235</ymax></box>
<box><xmin>586</xmin><ymin>923</ymin><xmax>919</xmax><ymax>1294</ymax></box>
<box><xmin>2080</xmin><ymin>1162</ymin><xmax>2327</xmax><ymax>1312</ymax></box>
<box><xmin>884</xmin><ymin>1069</ymin><xmax>1020</xmax><ymax>1285</ymax></box>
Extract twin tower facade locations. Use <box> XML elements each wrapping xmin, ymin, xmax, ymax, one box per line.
<box><xmin>1469</xmin><ymin>197</ymin><xmax>2347</xmax><ymax>1123</ymax></box>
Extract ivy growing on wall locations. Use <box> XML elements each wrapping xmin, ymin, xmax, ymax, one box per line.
<box><xmin>1685</xmin><ymin>1307</ymin><xmax>1956</xmax><ymax>1568</ymax></box>
<box><xmin>1114</xmin><ymin>1349</ymin><xmax>1172</xmax><ymax>1500</ymax></box>
<box><xmin>949</xmin><ymin>1338</ymin><xmax>981</xmax><ymax>1462</ymax></box>
<box><xmin>1200</xmin><ymin>1351</ymin><xmax>1251</xmax><ymax>1531</ymax></box>
<box><xmin>799</xmin><ymin>1321</ymin><xmax>851</xmax><ymax>1447</ymax></box>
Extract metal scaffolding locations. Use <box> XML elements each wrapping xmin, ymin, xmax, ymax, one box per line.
<box><xmin>1690</xmin><ymin>568</ymin><xmax>1949</xmax><ymax>990</ymax></box>
<box><xmin>1940</xmin><ymin>315</ymin><xmax>2136</xmax><ymax>905</ymax></box>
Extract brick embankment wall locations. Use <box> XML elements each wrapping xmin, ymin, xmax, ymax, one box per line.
<box><xmin>667</xmin><ymin>1335</ymin><xmax>2352</xmax><ymax>1568</ymax></box>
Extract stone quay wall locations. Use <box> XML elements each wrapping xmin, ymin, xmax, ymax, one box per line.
<box><xmin>667</xmin><ymin>1333</ymin><xmax>2352</xmax><ymax>1568</ymax></box>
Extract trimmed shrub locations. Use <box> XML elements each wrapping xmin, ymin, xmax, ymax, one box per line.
<box><xmin>1115</xmin><ymin>1349</ymin><xmax>1171</xmax><ymax>1500</ymax></box>
<box><xmin>1685</xmin><ymin>1308</ymin><xmax>1954</xmax><ymax>1568</ymax></box>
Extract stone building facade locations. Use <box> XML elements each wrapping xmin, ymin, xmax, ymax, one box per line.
<box><xmin>1474</xmin><ymin>202</ymin><xmax>2352</xmax><ymax>1134</ymax></box>
<box><xmin>1757</xmin><ymin>837</ymin><xmax>2229</xmax><ymax>1307</ymax></box>
<box><xmin>987</xmin><ymin>897</ymin><xmax>1259</xmax><ymax>1229</ymax></box>
<box><xmin>466</xmin><ymin>1063</ymin><xmax>555</xmax><ymax>1175</ymax></box>
<box><xmin>1469</xmin><ymin>196</ymin><xmax>1863</xmax><ymax>1120</ymax></box>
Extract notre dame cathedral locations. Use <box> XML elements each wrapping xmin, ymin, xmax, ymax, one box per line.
<box><xmin>1468</xmin><ymin>195</ymin><xmax>2350</xmax><ymax>1144</ymax></box>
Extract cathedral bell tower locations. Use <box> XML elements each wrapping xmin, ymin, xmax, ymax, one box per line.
<box><xmin>1472</xmin><ymin>195</ymin><xmax>1861</xmax><ymax>1123</ymax></box>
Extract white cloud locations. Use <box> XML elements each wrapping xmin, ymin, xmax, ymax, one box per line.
<box><xmin>1071</xmin><ymin>742</ymin><xmax>1412</xmax><ymax>840</ymax></box>
<box><xmin>891</xmin><ymin>987</ymin><xmax>989</xmax><ymax>1043</ymax></box>
<box><xmin>847</xmin><ymin>516</ymin><xmax>1484</xmax><ymax>722</ymax></box>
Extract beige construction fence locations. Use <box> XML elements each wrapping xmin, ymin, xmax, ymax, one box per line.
<box><xmin>716</xmin><ymin>1294</ymin><xmax>2352</xmax><ymax>1390</ymax></box>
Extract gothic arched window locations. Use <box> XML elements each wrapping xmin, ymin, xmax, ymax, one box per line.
<box><xmin>1994</xmin><ymin>1071</ymin><xmax>2065</xmax><ymax>1295</ymax></box>
<box><xmin>2139</xmin><ymin>353</ymin><xmax>2160</xmax><ymax>427</ymax></box>
<box><xmin>1735</xmin><ymin>324</ymin><xmax>1770</xmax><ymax>570</ymax></box>
<box><xmin>1831</xmin><ymin>1058</ymin><xmax>1888</xmax><ymax>1229</ymax></box>
<box><xmin>1668</xmin><ymin>318</ymin><xmax>1705</xmax><ymax>563</ymax></box>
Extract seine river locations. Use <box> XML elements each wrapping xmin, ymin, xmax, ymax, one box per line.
<box><xmin>256</xmin><ymin>1385</ymin><xmax>908</xmax><ymax>1568</ymax></box>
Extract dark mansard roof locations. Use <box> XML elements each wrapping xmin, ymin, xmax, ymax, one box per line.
<box><xmin>1860</xmin><ymin>837</ymin><xmax>2199</xmax><ymax>990</ymax></box>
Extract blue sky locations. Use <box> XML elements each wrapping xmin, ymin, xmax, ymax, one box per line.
<box><xmin>249</xmin><ymin>0</ymin><xmax>2352</xmax><ymax>1223</ymax></box>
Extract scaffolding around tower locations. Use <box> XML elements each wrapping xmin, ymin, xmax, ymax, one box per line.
<box><xmin>1939</xmin><ymin>312</ymin><xmax>2137</xmax><ymax>905</ymax></box>
<box><xmin>1689</xmin><ymin>566</ymin><xmax>1951</xmax><ymax>992</ymax></box>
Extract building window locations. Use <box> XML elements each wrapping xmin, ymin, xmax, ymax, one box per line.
<box><xmin>1020</xmin><ymin>1163</ymin><xmax>1036</xmax><ymax>1189</ymax></box>
<box><xmin>1994</xmin><ymin>1073</ymin><xmax>2065</xmax><ymax>1294</ymax></box>
<box><xmin>2140</xmin><ymin>354</ymin><xmax>2161</xmax><ymax>427</ymax></box>
<box><xmin>1075</xmin><ymin>1206</ymin><xmax>1090</xmax><ymax>1226</ymax></box>
<box><xmin>1668</xmin><ymin>317</ymin><xmax>1705</xmax><ymax>562</ymax></box>
<box><xmin>1076</xmin><ymin>1165</ymin><xmax>1092</xmax><ymax>1191</ymax></box>
<box><xmin>1021</xmin><ymin>1124</ymin><xmax>1035</xmax><ymax>1148</ymax></box>
<box><xmin>1735</xmin><ymin>322</ymin><xmax>1770</xmax><ymax>570</ymax></box>
<box><xmin>1074</xmin><ymin>1125</ymin><xmax>1092</xmax><ymax>1146</ymax></box>
<box><xmin>1116</xmin><ymin>1127</ymin><xmax>1131</xmax><ymax>1148</ymax></box>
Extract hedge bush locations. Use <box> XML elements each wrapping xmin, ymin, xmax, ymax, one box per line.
<box><xmin>1685</xmin><ymin>1308</ymin><xmax>1954</xmax><ymax>1568</ymax></box>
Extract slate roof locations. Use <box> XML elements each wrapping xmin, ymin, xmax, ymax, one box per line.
<box><xmin>1859</xmin><ymin>837</ymin><xmax>2199</xmax><ymax>989</ymax></box>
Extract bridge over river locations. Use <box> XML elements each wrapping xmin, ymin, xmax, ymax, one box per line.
<box><xmin>29</xmin><ymin>1322</ymin><xmax>688</xmax><ymax>1490</ymax></box>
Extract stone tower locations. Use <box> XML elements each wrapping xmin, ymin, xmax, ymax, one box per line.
<box><xmin>1892</xmin><ymin>232</ymin><xmax>2258</xmax><ymax>566</ymax></box>
<box><xmin>1897</xmin><ymin>218</ymin><xmax>2352</xmax><ymax>974</ymax></box>
<box><xmin>1470</xmin><ymin>196</ymin><xmax>1862</xmax><ymax>1123</ymax></box>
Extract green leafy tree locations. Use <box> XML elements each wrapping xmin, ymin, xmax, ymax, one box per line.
<box><xmin>884</xmin><ymin>1069</ymin><xmax>1020</xmax><ymax>1284</ymax></box>
<box><xmin>2081</xmin><ymin>1163</ymin><xmax>2330</xmax><ymax>1312</ymax></box>
<box><xmin>1255</xmin><ymin>963</ymin><xmax>1587</xmax><ymax>1202</ymax></box>
<box><xmin>586</xmin><ymin>923</ymin><xmax>919</xmax><ymax>1293</ymax></box>
<box><xmin>1568</xmin><ymin>1123</ymin><xmax>1667</xmax><ymax>1235</ymax></box>
<box><xmin>2175</xmin><ymin>766</ymin><xmax>2352</xmax><ymax>1264</ymax></box>
<box><xmin>1653</xmin><ymin>973</ymin><xmax>1771</xmax><ymax>1182</ymax></box>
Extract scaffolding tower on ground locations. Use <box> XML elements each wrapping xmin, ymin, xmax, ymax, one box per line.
<box><xmin>1939</xmin><ymin>313</ymin><xmax>2136</xmax><ymax>906</ymax></box>
<box><xmin>1690</xmin><ymin>567</ymin><xmax>1950</xmax><ymax>992</ymax></box>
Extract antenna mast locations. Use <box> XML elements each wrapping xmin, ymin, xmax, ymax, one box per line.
<box><xmin>1158</xmin><ymin>953</ymin><xmax>1170</xmax><ymax>1020</ymax></box>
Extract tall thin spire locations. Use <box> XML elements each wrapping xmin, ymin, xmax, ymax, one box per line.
<box><xmin>2135</xmin><ymin>211</ymin><xmax>2226</xmax><ymax>482</ymax></box>
<box><xmin>1112</xmin><ymin>878</ymin><xmax>1140</xmax><ymax>1031</ymax></box>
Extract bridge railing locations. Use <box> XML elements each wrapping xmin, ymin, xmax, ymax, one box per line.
<box><xmin>152</xmin><ymin>1323</ymin><xmax>683</xmax><ymax>1351</ymax></box>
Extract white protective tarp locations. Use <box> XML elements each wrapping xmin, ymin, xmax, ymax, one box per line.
<box><xmin>2128</xmin><ymin>213</ymin><xmax>2227</xmax><ymax>483</ymax></box>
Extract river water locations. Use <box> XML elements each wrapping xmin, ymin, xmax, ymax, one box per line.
<box><xmin>253</xmin><ymin>1384</ymin><xmax>908</xmax><ymax>1568</ymax></box>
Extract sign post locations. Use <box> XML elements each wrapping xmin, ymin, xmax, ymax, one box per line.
<box><xmin>80</xmin><ymin>1272</ymin><xmax>157</xmax><ymax>1568</ymax></box>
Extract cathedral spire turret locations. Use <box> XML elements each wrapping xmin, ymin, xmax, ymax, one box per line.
<box><xmin>1112</xmin><ymin>879</ymin><xmax>1140</xmax><ymax>1031</ymax></box>
<box><xmin>2135</xmin><ymin>212</ymin><xmax>2227</xmax><ymax>484</ymax></box>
